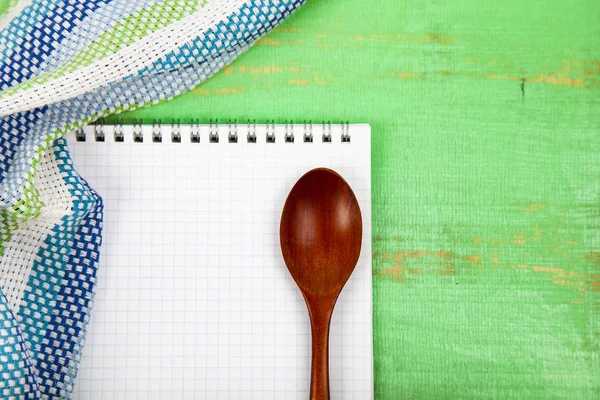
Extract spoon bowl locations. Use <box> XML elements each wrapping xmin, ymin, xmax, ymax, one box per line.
<box><xmin>280</xmin><ymin>168</ymin><xmax>362</xmax><ymax>400</ymax></box>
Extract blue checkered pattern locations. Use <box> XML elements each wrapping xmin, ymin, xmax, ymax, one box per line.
<box><xmin>0</xmin><ymin>0</ymin><xmax>305</xmax><ymax>397</ymax></box>
<box><xmin>0</xmin><ymin>293</ymin><xmax>41</xmax><ymax>399</ymax></box>
<box><xmin>139</xmin><ymin>0</ymin><xmax>302</xmax><ymax>75</ymax></box>
<box><xmin>1</xmin><ymin>0</ymin><xmax>109</xmax><ymax>90</ymax></box>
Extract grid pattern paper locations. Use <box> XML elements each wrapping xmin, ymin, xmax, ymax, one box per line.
<box><xmin>66</xmin><ymin>123</ymin><xmax>372</xmax><ymax>399</ymax></box>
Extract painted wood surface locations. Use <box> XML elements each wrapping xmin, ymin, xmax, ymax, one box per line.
<box><xmin>104</xmin><ymin>1</ymin><xmax>600</xmax><ymax>398</ymax></box>
<box><xmin>4</xmin><ymin>0</ymin><xmax>597</xmax><ymax>398</ymax></box>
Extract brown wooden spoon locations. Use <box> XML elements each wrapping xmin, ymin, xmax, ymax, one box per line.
<box><xmin>280</xmin><ymin>168</ymin><xmax>362</xmax><ymax>400</ymax></box>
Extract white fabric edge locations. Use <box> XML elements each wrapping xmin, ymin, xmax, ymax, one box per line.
<box><xmin>0</xmin><ymin>0</ymin><xmax>246</xmax><ymax>117</ymax></box>
<box><xmin>0</xmin><ymin>0</ymin><xmax>34</xmax><ymax>31</ymax></box>
<box><xmin>0</xmin><ymin>147</ymin><xmax>73</xmax><ymax>314</ymax></box>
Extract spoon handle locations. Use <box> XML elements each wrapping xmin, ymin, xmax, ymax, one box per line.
<box><xmin>307</xmin><ymin>297</ymin><xmax>336</xmax><ymax>400</ymax></box>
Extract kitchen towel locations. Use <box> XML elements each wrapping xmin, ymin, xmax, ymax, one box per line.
<box><xmin>0</xmin><ymin>1</ymin><xmax>304</xmax><ymax>398</ymax></box>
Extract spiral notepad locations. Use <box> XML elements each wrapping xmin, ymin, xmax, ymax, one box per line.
<box><xmin>67</xmin><ymin>121</ymin><xmax>372</xmax><ymax>399</ymax></box>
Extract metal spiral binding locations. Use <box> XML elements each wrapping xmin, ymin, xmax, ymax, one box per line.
<box><xmin>209</xmin><ymin>119</ymin><xmax>219</xmax><ymax>143</ymax></box>
<box><xmin>171</xmin><ymin>119</ymin><xmax>181</xmax><ymax>143</ymax></box>
<box><xmin>266</xmin><ymin>121</ymin><xmax>276</xmax><ymax>143</ymax></box>
<box><xmin>247</xmin><ymin>120</ymin><xmax>257</xmax><ymax>143</ymax></box>
<box><xmin>285</xmin><ymin>121</ymin><xmax>294</xmax><ymax>143</ymax></box>
<box><xmin>303</xmin><ymin>121</ymin><xmax>313</xmax><ymax>143</ymax></box>
<box><xmin>74</xmin><ymin>127</ymin><xmax>85</xmax><ymax>141</ymax></box>
<box><xmin>152</xmin><ymin>120</ymin><xmax>162</xmax><ymax>143</ymax></box>
<box><xmin>114</xmin><ymin>119</ymin><xmax>124</xmax><ymax>142</ymax></box>
<box><xmin>228</xmin><ymin>120</ymin><xmax>238</xmax><ymax>143</ymax></box>
<box><xmin>341</xmin><ymin>121</ymin><xmax>351</xmax><ymax>143</ymax></box>
<box><xmin>190</xmin><ymin>119</ymin><xmax>200</xmax><ymax>143</ymax></box>
<box><xmin>95</xmin><ymin>119</ymin><xmax>105</xmax><ymax>142</ymax></box>
<box><xmin>133</xmin><ymin>119</ymin><xmax>143</xmax><ymax>142</ymax></box>
<box><xmin>322</xmin><ymin>121</ymin><xmax>332</xmax><ymax>143</ymax></box>
<box><xmin>79</xmin><ymin>119</ymin><xmax>351</xmax><ymax>143</ymax></box>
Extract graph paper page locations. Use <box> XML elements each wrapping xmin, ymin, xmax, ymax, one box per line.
<box><xmin>67</xmin><ymin>123</ymin><xmax>372</xmax><ymax>399</ymax></box>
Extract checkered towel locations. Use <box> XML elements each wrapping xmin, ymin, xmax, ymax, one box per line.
<box><xmin>0</xmin><ymin>1</ymin><xmax>304</xmax><ymax>397</ymax></box>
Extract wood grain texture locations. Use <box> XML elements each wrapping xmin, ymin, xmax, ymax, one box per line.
<box><xmin>280</xmin><ymin>168</ymin><xmax>363</xmax><ymax>400</ymax></box>
<box><xmin>108</xmin><ymin>0</ymin><xmax>599</xmax><ymax>397</ymax></box>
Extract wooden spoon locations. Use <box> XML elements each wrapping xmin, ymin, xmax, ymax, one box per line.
<box><xmin>280</xmin><ymin>168</ymin><xmax>362</xmax><ymax>400</ymax></box>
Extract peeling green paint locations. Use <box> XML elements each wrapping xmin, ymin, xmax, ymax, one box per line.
<box><xmin>2</xmin><ymin>0</ymin><xmax>596</xmax><ymax>397</ymax></box>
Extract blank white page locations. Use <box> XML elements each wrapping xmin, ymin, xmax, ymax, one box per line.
<box><xmin>67</xmin><ymin>123</ymin><xmax>372</xmax><ymax>399</ymax></box>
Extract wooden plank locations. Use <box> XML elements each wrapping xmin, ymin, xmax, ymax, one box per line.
<box><xmin>111</xmin><ymin>0</ymin><xmax>599</xmax><ymax>397</ymax></box>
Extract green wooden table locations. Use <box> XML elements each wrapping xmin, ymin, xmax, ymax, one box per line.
<box><xmin>9</xmin><ymin>0</ymin><xmax>600</xmax><ymax>397</ymax></box>
<box><xmin>125</xmin><ymin>1</ymin><xmax>600</xmax><ymax>396</ymax></box>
